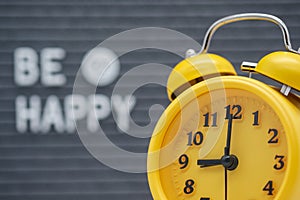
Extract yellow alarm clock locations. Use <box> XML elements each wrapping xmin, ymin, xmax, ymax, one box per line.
<box><xmin>147</xmin><ymin>13</ymin><xmax>300</xmax><ymax>200</ymax></box>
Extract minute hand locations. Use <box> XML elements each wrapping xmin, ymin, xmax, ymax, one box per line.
<box><xmin>224</xmin><ymin>114</ymin><xmax>233</xmax><ymax>156</ymax></box>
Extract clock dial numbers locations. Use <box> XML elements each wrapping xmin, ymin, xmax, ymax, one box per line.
<box><xmin>203</xmin><ymin>112</ymin><xmax>218</xmax><ymax>127</ymax></box>
<box><xmin>252</xmin><ymin>110</ymin><xmax>260</xmax><ymax>126</ymax></box>
<box><xmin>179</xmin><ymin>154</ymin><xmax>189</xmax><ymax>169</ymax></box>
<box><xmin>268</xmin><ymin>129</ymin><xmax>279</xmax><ymax>144</ymax></box>
<box><xmin>203</xmin><ymin>104</ymin><xmax>245</xmax><ymax>129</ymax></box>
<box><xmin>225</xmin><ymin>104</ymin><xmax>242</xmax><ymax>119</ymax></box>
<box><xmin>263</xmin><ymin>180</ymin><xmax>275</xmax><ymax>196</ymax></box>
<box><xmin>184</xmin><ymin>179</ymin><xmax>195</xmax><ymax>194</ymax></box>
<box><xmin>274</xmin><ymin>155</ymin><xmax>285</xmax><ymax>170</ymax></box>
<box><xmin>187</xmin><ymin>131</ymin><xmax>204</xmax><ymax>146</ymax></box>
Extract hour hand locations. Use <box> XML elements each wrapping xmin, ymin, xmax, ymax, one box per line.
<box><xmin>197</xmin><ymin>159</ymin><xmax>222</xmax><ymax>168</ymax></box>
<box><xmin>197</xmin><ymin>155</ymin><xmax>239</xmax><ymax>170</ymax></box>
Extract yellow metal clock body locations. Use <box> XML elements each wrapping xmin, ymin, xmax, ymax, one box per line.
<box><xmin>148</xmin><ymin>76</ymin><xmax>300</xmax><ymax>200</ymax></box>
<box><xmin>147</xmin><ymin>13</ymin><xmax>300</xmax><ymax>200</ymax></box>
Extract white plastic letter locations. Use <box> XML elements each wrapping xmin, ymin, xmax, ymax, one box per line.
<box><xmin>15</xmin><ymin>95</ymin><xmax>41</xmax><ymax>133</ymax></box>
<box><xmin>64</xmin><ymin>95</ymin><xmax>87</xmax><ymax>133</ymax></box>
<box><xmin>111</xmin><ymin>95</ymin><xmax>136</xmax><ymax>132</ymax></box>
<box><xmin>14</xmin><ymin>47</ymin><xmax>39</xmax><ymax>86</ymax></box>
<box><xmin>81</xmin><ymin>47</ymin><xmax>120</xmax><ymax>86</ymax></box>
<box><xmin>87</xmin><ymin>94</ymin><xmax>111</xmax><ymax>132</ymax></box>
<box><xmin>41</xmin><ymin>48</ymin><xmax>66</xmax><ymax>86</ymax></box>
<box><xmin>40</xmin><ymin>95</ymin><xmax>64</xmax><ymax>133</ymax></box>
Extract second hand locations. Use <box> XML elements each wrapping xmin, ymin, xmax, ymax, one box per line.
<box><xmin>225</xmin><ymin>169</ymin><xmax>228</xmax><ymax>200</ymax></box>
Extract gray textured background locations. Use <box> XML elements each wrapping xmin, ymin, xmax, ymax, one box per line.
<box><xmin>0</xmin><ymin>0</ymin><xmax>300</xmax><ymax>200</ymax></box>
